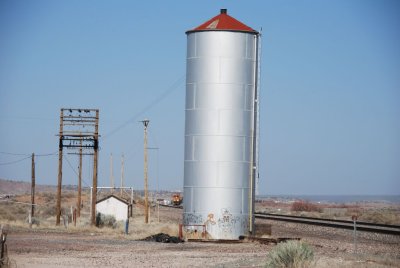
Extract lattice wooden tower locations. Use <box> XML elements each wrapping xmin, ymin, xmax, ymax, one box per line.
<box><xmin>56</xmin><ymin>108</ymin><xmax>99</xmax><ymax>226</ymax></box>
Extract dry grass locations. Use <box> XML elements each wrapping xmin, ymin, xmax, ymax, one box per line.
<box><xmin>257</xmin><ymin>200</ymin><xmax>400</xmax><ymax>225</ymax></box>
<box><xmin>291</xmin><ymin>200</ymin><xmax>323</xmax><ymax>213</ymax></box>
<box><xmin>314</xmin><ymin>253</ymin><xmax>400</xmax><ymax>268</ymax></box>
<box><xmin>358</xmin><ymin>209</ymin><xmax>400</xmax><ymax>225</ymax></box>
<box><xmin>128</xmin><ymin>217</ymin><xmax>179</xmax><ymax>240</ymax></box>
<box><xmin>265</xmin><ymin>240</ymin><xmax>314</xmax><ymax>268</ymax></box>
<box><xmin>1</xmin><ymin>211</ymin><xmax>179</xmax><ymax>241</ymax></box>
<box><xmin>0</xmin><ymin>192</ymin><xmax>179</xmax><ymax>241</ymax></box>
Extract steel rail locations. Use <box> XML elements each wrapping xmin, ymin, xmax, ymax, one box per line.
<box><xmin>255</xmin><ymin>212</ymin><xmax>400</xmax><ymax>229</ymax></box>
<box><xmin>157</xmin><ymin>205</ymin><xmax>400</xmax><ymax>235</ymax></box>
<box><xmin>255</xmin><ymin>213</ymin><xmax>400</xmax><ymax>236</ymax></box>
<box><xmin>159</xmin><ymin>204</ymin><xmax>183</xmax><ymax>209</ymax></box>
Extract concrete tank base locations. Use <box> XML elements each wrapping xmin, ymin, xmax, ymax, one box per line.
<box><xmin>183</xmin><ymin>210</ymin><xmax>249</xmax><ymax>240</ymax></box>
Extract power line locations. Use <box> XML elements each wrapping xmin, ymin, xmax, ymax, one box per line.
<box><xmin>36</xmin><ymin>151</ymin><xmax>58</xmax><ymax>157</ymax></box>
<box><xmin>0</xmin><ymin>151</ymin><xmax>58</xmax><ymax>165</ymax></box>
<box><xmin>0</xmin><ymin>151</ymin><xmax>58</xmax><ymax>157</ymax></box>
<box><xmin>102</xmin><ymin>74</ymin><xmax>185</xmax><ymax>140</ymax></box>
<box><xmin>0</xmin><ymin>156</ymin><xmax>31</xmax><ymax>165</ymax></box>
<box><xmin>0</xmin><ymin>151</ymin><xmax>30</xmax><ymax>156</ymax></box>
<box><xmin>64</xmin><ymin>154</ymin><xmax>91</xmax><ymax>188</ymax></box>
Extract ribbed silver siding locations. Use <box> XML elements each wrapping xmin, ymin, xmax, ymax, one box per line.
<box><xmin>183</xmin><ymin>31</ymin><xmax>258</xmax><ymax>239</ymax></box>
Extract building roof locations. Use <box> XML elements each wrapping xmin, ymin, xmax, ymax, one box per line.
<box><xmin>186</xmin><ymin>9</ymin><xmax>258</xmax><ymax>34</ymax></box>
<box><xmin>96</xmin><ymin>194</ymin><xmax>129</xmax><ymax>205</ymax></box>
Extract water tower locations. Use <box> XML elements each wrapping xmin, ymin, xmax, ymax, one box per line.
<box><xmin>183</xmin><ymin>9</ymin><xmax>260</xmax><ymax>239</ymax></box>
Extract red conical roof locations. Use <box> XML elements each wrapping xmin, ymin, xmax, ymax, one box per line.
<box><xmin>186</xmin><ymin>9</ymin><xmax>258</xmax><ymax>34</ymax></box>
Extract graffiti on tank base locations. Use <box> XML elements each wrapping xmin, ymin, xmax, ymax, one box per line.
<box><xmin>204</xmin><ymin>213</ymin><xmax>216</xmax><ymax>226</ymax></box>
<box><xmin>184</xmin><ymin>213</ymin><xmax>203</xmax><ymax>225</ymax></box>
<box><xmin>217</xmin><ymin>208</ymin><xmax>240</xmax><ymax>234</ymax></box>
<box><xmin>204</xmin><ymin>213</ymin><xmax>217</xmax><ymax>239</ymax></box>
<box><xmin>241</xmin><ymin>217</ymin><xmax>249</xmax><ymax>231</ymax></box>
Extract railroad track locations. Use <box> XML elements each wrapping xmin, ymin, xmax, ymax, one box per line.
<box><xmin>159</xmin><ymin>204</ymin><xmax>400</xmax><ymax>235</ymax></box>
<box><xmin>255</xmin><ymin>212</ymin><xmax>400</xmax><ymax>236</ymax></box>
<box><xmin>159</xmin><ymin>204</ymin><xmax>183</xmax><ymax>209</ymax></box>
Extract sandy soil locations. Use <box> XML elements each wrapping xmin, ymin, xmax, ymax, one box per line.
<box><xmin>3</xmin><ymin>202</ymin><xmax>400</xmax><ymax>267</ymax></box>
<box><xmin>7</xmin><ymin>221</ymin><xmax>399</xmax><ymax>268</ymax></box>
<box><xmin>8</xmin><ymin>231</ymin><xmax>271</xmax><ymax>268</ymax></box>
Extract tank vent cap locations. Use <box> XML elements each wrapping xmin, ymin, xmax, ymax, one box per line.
<box><xmin>220</xmin><ymin>9</ymin><xmax>227</xmax><ymax>14</ymax></box>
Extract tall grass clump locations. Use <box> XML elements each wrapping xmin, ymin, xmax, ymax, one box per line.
<box><xmin>265</xmin><ymin>240</ymin><xmax>314</xmax><ymax>268</ymax></box>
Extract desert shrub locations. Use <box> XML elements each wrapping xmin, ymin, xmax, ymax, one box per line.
<box><xmin>42</xmin><ymin>192</ymin><xmax>55</xmax><ymax>202</ymax></box>
<box><xmin>61</xmin><ymin>192</ymin><xmax>76</xmax><ymax>200</ymax></box>
<box><xmin>0</xmin><ymin>206</ymin><xmax>8</xmax><ymax>217</ymax></box>
<box><xmin>291</xmin><ymin>201</ymin><xmax>322</xmax><ymax>213</ymax></box>
<box><xmin>41</xmin><ymin>205</ymin><xmax>57</xmax><ymax>217</ymax></box>
<box><xmin>15</xmin><ymin>204</ymin><xmax>27</xmax><ymax>214</ymax></box>
<box><xmin>345</xmin><ymin>207</ymin><xmax>362</xmax><ymax>218</ymax></box>
<box><xmin>6</xmin><ymin>214</ymin><xmax>16</xmax><ymax>221</ymax></box>
<box><xmin>26</xmin><ymin>217</ymin><xmax>40</xmax><ymax>226</ymax></box>
<box><xmin>359</xmin><ymin>210</ymin><xmax>400</xmax><ymax>225</ymax></box>
<box><xmin>266</xmin><ymin>240</ymin><xmax>314</xmax><ymax>268</ymax></box>
<box><xmin>0</xmin><ymin>204</ymin><xmax>26</xmax><ymax>221</ymax></box>
<box><xmin>321</xmin><ymin>208</ymin><xmax>347</xmax><ymax>218</ymax></box>
<box><xmin>96</xmin><ymin>213</ymin><xmax>117</xmax><ymax>228</ymax></box>
<box><xmin>0</xmin><ymin>206</ymin><xmax>16</xmax><ymax>221</ymax></box>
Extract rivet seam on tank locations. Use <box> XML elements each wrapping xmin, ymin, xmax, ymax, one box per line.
<box><xmin>206</xmin><ymin>19</ymin><xmax>219</xmax><ymax>29</ymax></box>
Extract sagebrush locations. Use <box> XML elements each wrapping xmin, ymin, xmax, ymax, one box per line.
<box><xmin>95</xmin><ymin>213</ymin><xmax>117</xmax><ymax>228</ymax></box>
<box><xmin>291</xmin><ymin>200</ymin><xmax>322</xmax><ymax>213</ymax></box>
<box><xmin>265</xmin><ymin>240</ymin><xmax>314</xmax><ymax>268</ymax></box>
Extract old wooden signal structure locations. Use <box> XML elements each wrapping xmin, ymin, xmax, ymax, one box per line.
<box><xmin>56</xmin><ymin>108</ymin><xmax>99</xmax><ymax>226</ymax></box>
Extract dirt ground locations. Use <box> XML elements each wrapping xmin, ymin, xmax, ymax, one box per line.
<box><xmin>8</xmin><ymin>231</ymin><xmax>272</xmax><ymax>268</ymax></box>
<box><xmin>2</xmin><ymin>201</ymin><xmax>400</xmax><ymax>267</ymax></box>
<box><xmin>6</xmin><ymin>221</ymin><xmax>400</xmax><ymax>267</ymax></box>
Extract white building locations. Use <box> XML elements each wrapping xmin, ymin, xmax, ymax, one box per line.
<box><xmin>96</xmin><ymin>195</ymin><xmax>132</xmax><ymax>221</ymax></box>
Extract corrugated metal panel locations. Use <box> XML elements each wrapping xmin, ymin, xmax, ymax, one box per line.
<box><xmin>183</xmin><ymin>21</ymin><xmax>259</xmax><ymax>239</ymax></box>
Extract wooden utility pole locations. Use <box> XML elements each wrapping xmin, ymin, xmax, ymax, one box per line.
<box><xmin>120</xmin><ymin>154</ymin><xmax>124</xmax><ymax>195</ymax></box>
<box><xmin>77</xmin><ymin>139</ymin><xmax>82</xmax><ymax>218</ymax></box>
<box><xmin>91</xmin><ymin>109</ymin><xmax>99</xmax><ymax>226</ymax></box>
<box><xmin>31</xmin><ymin>153</ymin><xmax>35</xmax><ymax>217</ymax></box>
<box><xmin>110</xmin><ymin>153</ymin><xmax>114</xmax><ymax>193</ymax></box>
<box><xmin>56</xmin><ymin>109</ymin><xmax>64</xmax><ymax>225</ymax></box>
<box><xmin>141</xmin><ymin>119</ymin><xmax>150</xmax><ymax>224</ymax></box>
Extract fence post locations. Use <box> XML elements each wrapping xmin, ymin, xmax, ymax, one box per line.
<box><xmin>1</xmin><ymin>225</ymin><xmax>9</xmax><ymax>267</ymax></box>
<box><xmin>179</xmin><ymin>224</ymin><xmax>183</xmax><ymax>240</ymax></box>
<box><xmin>28</xmin><ymin>210</ymin><xmax>32</xmax><ymax>228</ymax></box>
<box><xmin>352</xmin><ymin>215</ymin><xmax>357</xmax><ymax>255</ymax></box>
<box><xmin>125</xmin><ymin>219</ymin><xmax>129</xmax><ymax>235</ymax></box>
<box><xmin>73</xmin><ymin>208</ymin><xmax>77</xmax><ymax>227</ymax></box>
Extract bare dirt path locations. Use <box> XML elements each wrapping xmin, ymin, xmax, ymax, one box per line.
<box><xmin>8</xmin><ymin>230</ymin><xmax>271</xmax><ymax>268</ymax></box>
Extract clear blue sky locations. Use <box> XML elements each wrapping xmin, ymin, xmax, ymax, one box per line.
<box><xmin>0</xmin><ymin>1</ymin><xmax>399</xmax><ymax>195</ymax></box>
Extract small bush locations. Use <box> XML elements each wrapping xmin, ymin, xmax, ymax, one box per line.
<box><xmin>265</xmin><ymin>240</ymin><xmax>314</xmax><ymax>268</ymax></box>
<box><xmin>291</xmin><ymin>201</ymin><xmax>322</xmax><ymax>213</ymax></box>
<box><xmin>61</xmin><ymin>192</ymin><xmax>75</xmax><ymax>200</ymax></box>
<box><xmin>96</xmin><ymin>213</ymin><xmax>117</xmax><ymax>228</ymax></box>
<box><xmin>41</xmin><ymin>205</ymin><xmax>57</xmax><ymax>217</ymax></box>
<box><xmin>26</xmin><ymin>217</ymin><xmax>40</xmax><ymax>226</ymax></box>
<box><xmin>0</xmin><ymin>207</ymin><xmax>16</xmax><ymax>221</ymax></box>
<box><xmin>16</xmin><ymin>205</ymin><xmax>26</xmax><ymax>214</ymax></box>
<box><xmin>42</xmin><ymin>192</ymin><xmax>55</xmax><ymax>202</ymax></box>
<box><xmin>345</xmin><ymin>206</ymin><xmax>362</xmax><ymax>218</ymax></box>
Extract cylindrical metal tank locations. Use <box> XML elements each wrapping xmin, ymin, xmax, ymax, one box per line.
<box><xmin>183</xmin><ymin>9</ymin><xmax>260</xmax><ymax>240</ymax></box>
